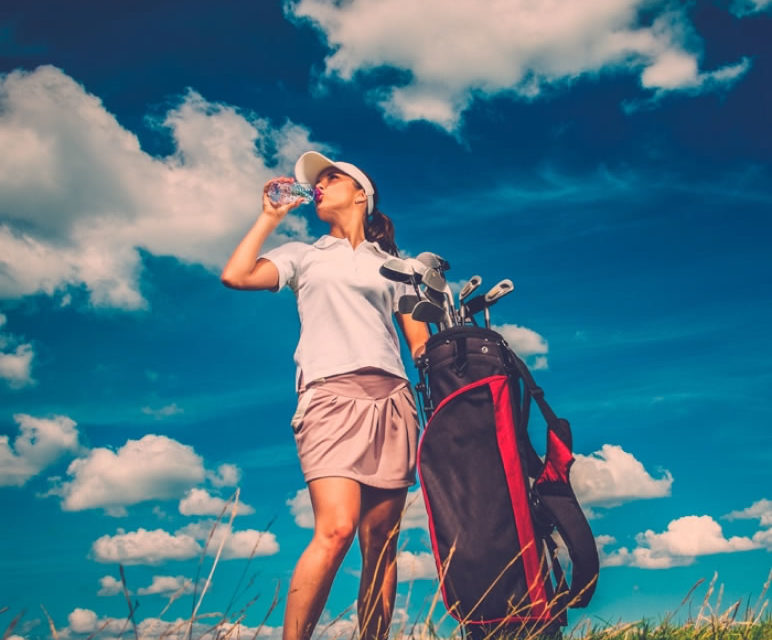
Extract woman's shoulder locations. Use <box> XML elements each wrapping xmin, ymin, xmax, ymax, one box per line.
<box><xmin>262</xmin><ymin>239</ymin><xmax>314</xmax><ymax>259</ymax></box>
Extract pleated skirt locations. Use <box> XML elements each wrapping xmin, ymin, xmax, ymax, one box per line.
<box><xmin>290</xmin><ymin>369</ymin><xmax>419</xmax><ymax>489</ymax></box>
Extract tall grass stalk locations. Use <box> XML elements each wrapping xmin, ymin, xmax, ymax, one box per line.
<box><xmin>2</xmin><ymin>507</ymin><xmax>769</xmax><ymax>640</ymax></box>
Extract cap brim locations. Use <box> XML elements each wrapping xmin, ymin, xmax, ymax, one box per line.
<box><xmin>294</xmin><ymin>151</ymin><xmax>336</xmax><ymax>185</ymax></box>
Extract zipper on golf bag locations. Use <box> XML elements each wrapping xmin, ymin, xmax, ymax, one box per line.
<box><xmin>415</xmin><ymin>327</ymin><xmax>599</xmax><ymax>630</ymax></box>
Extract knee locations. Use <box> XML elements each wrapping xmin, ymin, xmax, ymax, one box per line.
<box><xmin>359</xmin><ymin>520</ymin><xmax>400</xmax><ymax>558</ymax></box>
<box><xmin>314</xmin><ymin>520</ymin><xmax>357</xmax><ymax>560</ymax></box>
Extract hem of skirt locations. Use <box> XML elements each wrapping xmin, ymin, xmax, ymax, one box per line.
<box><xmin>304</xmin><ymin>469</ymin><xmax>416</xmax><ymax>489</ymax></box>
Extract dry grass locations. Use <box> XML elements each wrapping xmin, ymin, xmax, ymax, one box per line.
<box><xmin>2</xmin><ymin>495</ymin><xmax>769</xmax><ymax>640</ymax></box>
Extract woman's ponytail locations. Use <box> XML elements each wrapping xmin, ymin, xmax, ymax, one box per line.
<box><xmin>365</xmin><ymin>209</ymin><xmax>399</xmax><ymax>256</ymax></box>
<box><xmin>360</xmin><ymin>171</ymin><xmax>399</xmax><ymax>256</ymax></box>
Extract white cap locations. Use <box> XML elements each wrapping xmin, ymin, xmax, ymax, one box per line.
<box><xmin>294</xmin><ymin>151</ymin><xmax>375</xmax><ymax>214</ymax></box>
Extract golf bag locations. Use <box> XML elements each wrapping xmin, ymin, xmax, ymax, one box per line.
<box><xmin>415</xmin><ymin>326</ymin><xmax>599</xmax><ymax>635</ymax></box>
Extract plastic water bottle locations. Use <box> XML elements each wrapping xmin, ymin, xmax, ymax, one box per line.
<box><xmin>267</xmin><ymin>181</ymin><xmax>317</xmax><ymax>205</ymax></box>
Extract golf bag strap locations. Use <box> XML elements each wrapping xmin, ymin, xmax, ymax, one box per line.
<box><xmin>501</xmin><ymin>341</ymin><xmax>599</xmax><ymax>606</ymax></box>
<box><xmin>500</xmin><ymin>344</ymin><xmax>567</xmax><ymax>479</ymax></box>
<box><xmin>533</xmin><ymin>487</ymin><xmax>599</xmax><ymax>607</ymax></box>
<box><xmin>502</xmin><ymin>344</ymin><xmax>561</xmax><ymax>426</ymax></box>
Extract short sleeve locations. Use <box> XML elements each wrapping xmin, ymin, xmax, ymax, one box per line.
<box><xmin>260</xmin><ymin>242</ymin><xmax>309</xmax><ymax>292</ymax></box>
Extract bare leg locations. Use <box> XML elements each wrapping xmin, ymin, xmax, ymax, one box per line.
<box><xmin>357</xmin><ymin>486</ymin><xmax>408</xmax><ymax>640</ymax></box>
<box><xmin>282</xmin><ymin>478</ymin><xmax>362</xmax><ymax>640</ymax></box>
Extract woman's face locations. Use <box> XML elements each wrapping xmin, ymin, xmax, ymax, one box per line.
<box><xmin>313</xmin><ymin>167</ymin><xmax>366</xmax><ymax>221</ymax></box>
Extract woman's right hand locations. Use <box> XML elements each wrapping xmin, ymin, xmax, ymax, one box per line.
<box><xmin>261</xmin><ymin>177</ymin><xmax>306</xmax><ymax>224</ymax></box>
<box><xmin>221</xmin><ymin>177</ymin><xmax>304</xmax><ymax>290</ymax></box>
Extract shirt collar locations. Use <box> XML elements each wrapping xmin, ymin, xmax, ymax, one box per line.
<box><xmin>313</xmin><ymin>234</ymin><xmax>389</xmax><ymax>257</ymax></box>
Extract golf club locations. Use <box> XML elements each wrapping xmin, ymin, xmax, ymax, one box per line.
<box><xmin>397</xmin><ymin>294</ymin><xmax>421</xmax><ymax>315</ymax></box>
<box><xmin>416</xmin><ymin>251</ymin><xmax>450</xmax><ymax>274</ymax></box>
<box><xmin>380</xmin><ymin>257</ymin><xmax>426</xmax><ymax>300</ymax></box>
<box><xmin>422</xmin><ymin>267</ymin><xmax>456</xmax><ymax>326</ymax></box>
<box><xmin>411</xmin><ymin>299</ymin><xmax>447</xmax><ymax>328</ymax></box>
<box><xmin>458</xmin><ymin>275</ymin><xmax>482</xmax><ymax>324</ymax></box>
<box><xmin>463</xmin><ymin>279</ymin><xmax>514</xmax><ymax>328</ymax></box>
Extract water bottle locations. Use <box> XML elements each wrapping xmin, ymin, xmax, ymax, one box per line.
<box><xmin>267</xmin><ymin>181</ymin><xmax>317</xmax><ymax>205</ymax></box>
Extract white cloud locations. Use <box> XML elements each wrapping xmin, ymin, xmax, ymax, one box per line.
<box><xmin>752</xmin><ymin>527</ymin><xmax>772</xmax><ymax>550</ymax></box>
<box><xmin>141</xmin><ymin>403</ymin><xmax>183</xmax><ymax>419</ymax></box>
<box><xmin>396</xmin><ymin>551</ymin><xmax>437</xmax><ymax>582</ymax></box>
<box><xmin>725</xmin><ymin>499</ymin><xmax>772</xmax><ymax>527</ymax></box>
<box><xmin>60</xmin><ymin>614</ymin><xmax>281</xmax><ymax>640</ymax></box>
<box><xmin>493</xmin><ymin>324</ymin><xmax>549</xmax><ymax>369</ymax></box>
<box><xmin>0</xmin><ymin>315</ymin><xmax>35</xmax><ymax>388</ymax></box>
<box><xmin>287</xmin><ymin>487</ymin><xmax>314</xmax><ymax>528</ymax></box>
<box><xmin>0</xmin><ymin>414</ymin><xmax>81</xmax><ymax>487</ymax></box>
<box><xmin>177</xmin><ymin>520</ymin><xmax>279</xmax><ymax>559</ymax></box>
<box><xmin>600</xmin><ymin>515</ymin><xmax>759</xmax><ymax>569</ymax></box>
<box><xmin>287</xmin><ymin>0</ymin><xmax>750</xmax><ymax>131</ymax></box>
<box><xmin>207</xmin><ymin>463</ymin><xmax>241</xmax><ymax>488</ymax></box>
<box><xmin>595</xmin><ymin>535</ymin><xmax>626</xmax><ymax>568</ymax></box>
<box><xmin>179</xmin><ymin>488</ymin><xmax>255</xmax><ymax>517</ymax></box>
<box><xmin>401</xmin><ymin>490</ymin><xmax>429</xmax><ymax>531</ymax></box>
<box><xmin>92</xmin><ymin>528</ymin><xmax>201</xmax><ymax>565</ymax></box>
<box><xmin>0</xmin><ymin>65</ymin><xmax>317</xmax><ymax>310</ymax></box>
<box><xmin>137</xmin><ymin>575</ymin><xmax>195</xmax><ymax>596</ymax></box>
<box><xmin>633</xmin><ymin>56</ymin><xmax>751</xmax><ymax>110</ymax></box>
<box><xmin>731</xmin><ymin>0</ymin><xmax>772</xmax><ymax>17</ymax></box>
<box><xmin>0</xmin><ymin>342</ymin><xmax>34</xmax><ymax>388</ymax></box>
<box><xmin>726</xmin><ymin>499</ymin><xmax>772</xmax><ymax>551</ymax></box>
<box><xmin>571</xmin><ymin>444</ymin><xmax>672</xmax><ymax>507</ymax></box>
<box><xmin>92</xmin><ymin>520</ymin><xmax>279</xmax><ymax>566</ymax></box>
<box><xmin>67</xmin><ymin>609</ymin><xmax>98</xmax><ymax>634</ymax></box>
<box><xmin>640</xmin><ymin>49</ymin><xmax>699</xmax><ymax>89</ymax></box>
<box><xmin>58</xmin><ymin>434</ymin><xmax>205</xmax><ymax>512</ymax></box>
<box><xmin>97</xmin><ymin>575</ymin><xmax>123</xmax><ymax>597</ymax></box>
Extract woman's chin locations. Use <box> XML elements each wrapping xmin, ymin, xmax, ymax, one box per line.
<box><xmin>314</xmin><ymin>205</ymin><xmax>334</xmax><ymax>222</ymax></box>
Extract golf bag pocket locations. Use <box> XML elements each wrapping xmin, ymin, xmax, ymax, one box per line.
<box><xmin>418</xmin><ymin>374</ymin><xmax>557</xmax><ymax>625</ymax></box>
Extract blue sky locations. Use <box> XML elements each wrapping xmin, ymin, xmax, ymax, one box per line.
<box><xmin>1</xmin><ymin>1</ymin><xmax>771</xmax><ymax>638</ymax></box>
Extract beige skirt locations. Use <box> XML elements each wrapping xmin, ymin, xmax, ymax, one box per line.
<box><xmin>291</xmin><ymin>369</ymin><xmax>419</xmax><ymax>489</ymax></box>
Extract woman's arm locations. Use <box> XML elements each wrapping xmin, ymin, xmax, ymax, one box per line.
<box><xmin>220</xmin><ymin>179</ymin><xmax>303</xmax><ymax>291</ymax></box>
<box><xmin>396</xmin><ymin>313</ymin><xmax>430</xmax><ymax>363</ymax></box>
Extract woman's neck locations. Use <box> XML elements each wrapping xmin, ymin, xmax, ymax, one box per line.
<box><xmin>328</xmin><ymin>217</ymin><xmax>366</xmax><ymax>249</ymax></box>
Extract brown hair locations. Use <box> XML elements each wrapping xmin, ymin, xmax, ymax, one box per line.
<box><xmin>360</xmin><ymin>171</ymin><xmax>399</xmax><ymax>256</ymax></box>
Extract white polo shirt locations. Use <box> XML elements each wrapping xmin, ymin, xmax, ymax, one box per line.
<box><xmin>261</xmin><ymin>235</ymin><xmax>410</xmax><ymax>390</ymax></box>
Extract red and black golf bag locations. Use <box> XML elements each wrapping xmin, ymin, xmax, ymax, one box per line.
<box><xmin>415</xmin><ymin>326</ymin><xmax>599</xmax><ymax>637</ymax></box>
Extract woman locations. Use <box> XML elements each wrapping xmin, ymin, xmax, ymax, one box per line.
<box><xmin>220</xmin><ymin>151</ymin><xmax>429</xmax><ymax>640</ymax></box>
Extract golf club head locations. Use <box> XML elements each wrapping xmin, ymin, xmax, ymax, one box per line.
<box><xmin>422</xmin><ymin>285</ymin><xmax>455</xmax><ymax>326</ymax></box>
<box><xmin>379</xmin><ymin>258</ymin><xmax>413</xmax><ymax>283</ymax></box>
<box><xmin>380</xmin><ymin>257</ymin><xmax>426</xmax><ymax>284</ymax></box>
<box><xmin>485</xmin><ymin>279</ymin><xmax>514</xmax><ymax>302</ymax></box>
<box><xmin>464</xmin><ymin>279</ymin><xmax>515</xmax><ymax>326</ymax></box>
<box><xmin>397</xmin><ymin>294</ymin><xmax>421</xmax><ymax>315</ymax></box>
<box><xmin>459</xmin><ymin>275</ymin><xmax>482</xmax><ymax>302</ymax></box>
<box><xmin>422</xmin><ymin>267</ymin><xmax>447</xmax><ymax>294</ymax></box>
<box><xmin>404</xmin><ymin>257</ymin><xmax>429</xmax><ymax>278</ymax></box>
<box><xmin>412</xmin><ymin>299</ymin><xmax>446</xmax><ymax>325</ymax></box>
<box><xmin>416</xmin><ymin>251</ymin><xmax>450</xmax><ymax>273</ymax></box>
<box><xmin>423</xmin><ymin>286</ymin><xmax>445</xmax><ymax>306</ymax></box>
